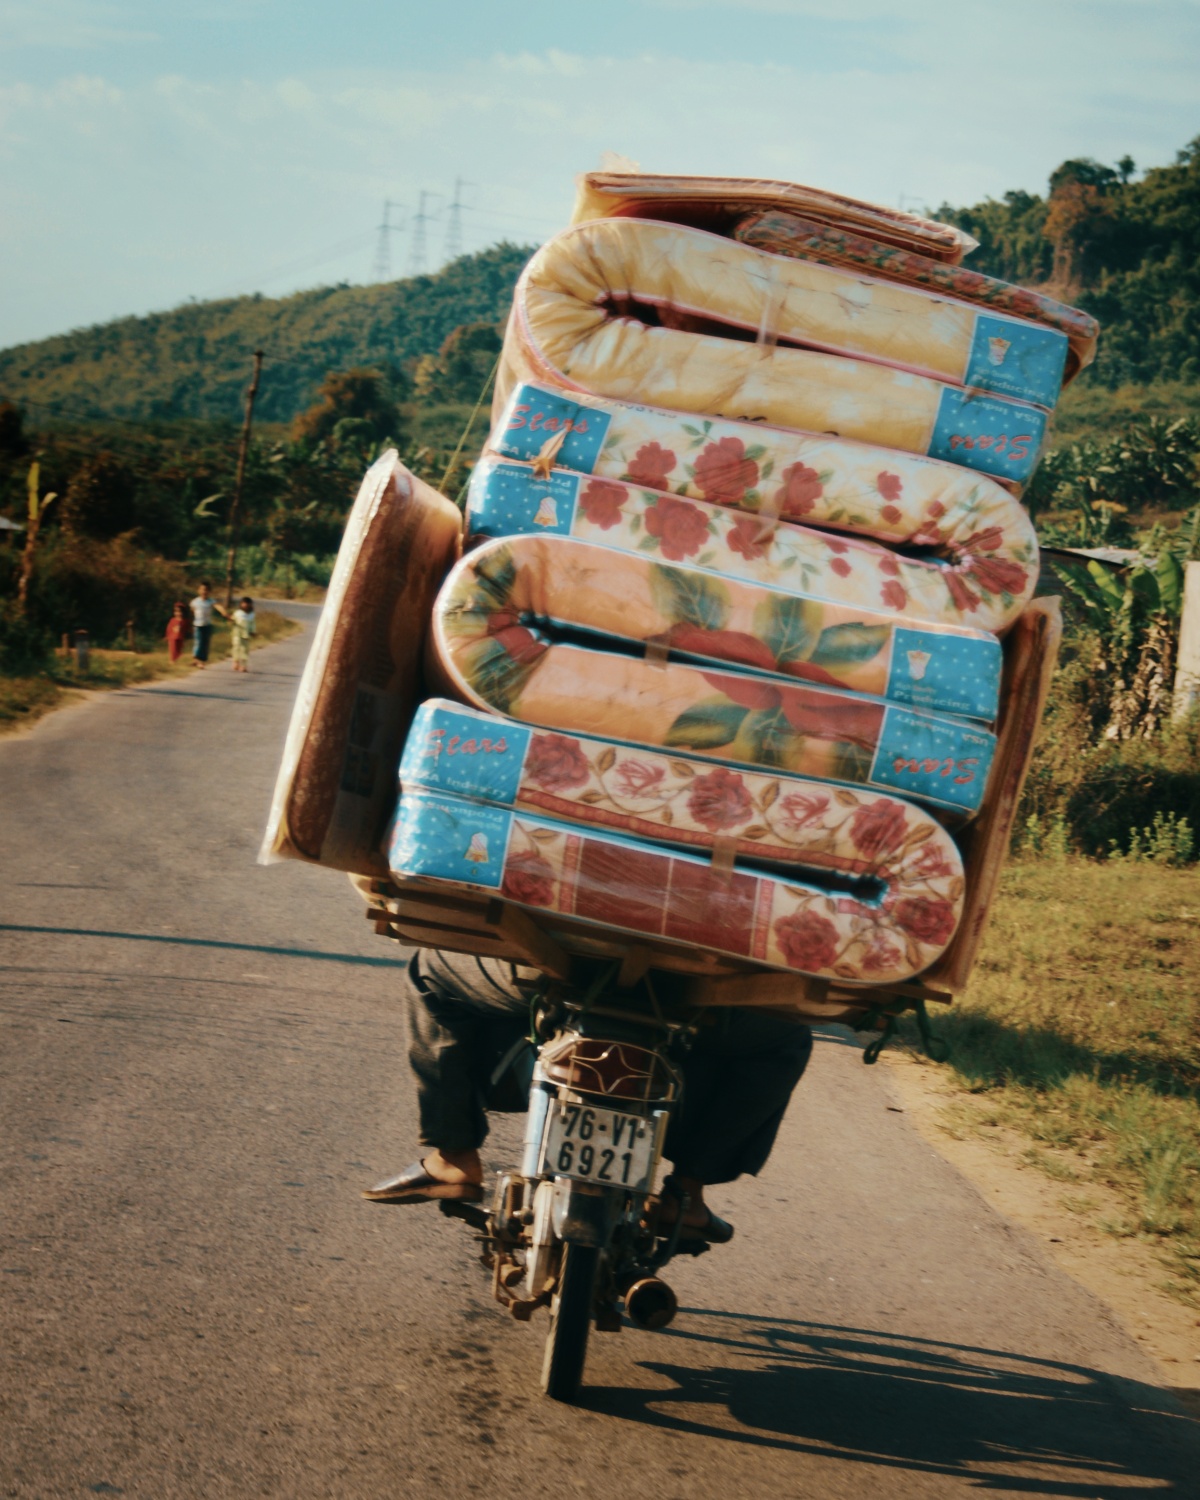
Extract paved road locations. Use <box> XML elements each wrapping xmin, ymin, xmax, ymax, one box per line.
<box><xmin>3</xmin><ymin>606</ymin><xmax>1198</xmax><ymax>1499</ymax></box>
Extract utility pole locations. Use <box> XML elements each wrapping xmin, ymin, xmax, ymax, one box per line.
<box><xmin>408</xmin><ymin>190</ymin><xmax>440</xmax><ymax>277</ymax></box>
<box><xmin>371</xmin><ymin>199</ymin><xmax>406</xmax><ymax>282</ymax></box>
<box><xmin>224</xmin><ymin>350</ymin><xmax>264</xmax><ymax>610</ymax></box>
<box><xmin>443</xmin><ymin>178</ymin><xmax>473</xmax><ymax>263</ymax></box>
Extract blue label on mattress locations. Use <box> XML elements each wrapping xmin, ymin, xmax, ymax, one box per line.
<box><xmin>927</xmin><ymin>388</ymin><xmax>1047</xmax><ymax>483</ymax></box>
<box><xmin>388</xmin><ymin>791</ymin><xmax>512</xmax><ymax>889</ymax></box>
<box><xmin>870</xmin><ymin>708</ymin><xmax>995</xmax><ymax>813</ymax></box>
<box><xmin>885</xmin><ymin>628</ymin><xmax>1001</xmax><ymax>722</ymax></box>
<box><xmin>963</xmin><ymin>314</ymin><xmax>1067</xmax><ymax>410</ymax></box>
<box><xmin>400</xmin><ymin>702</ymin><xmax>531</xmax><ymax>806</ymax></box>
<box><xmin>493</xmin><ymin>385</ymin><xmax>611</xmax><ymax>473</ymax></box>
<box><xmin>466</xmin><ymin>461</ymin><xmax>579</xmax><ymax>540</ymax></box>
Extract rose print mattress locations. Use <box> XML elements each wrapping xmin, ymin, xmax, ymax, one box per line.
<box><xmin>571</xmin><ymin>171</ymin><xmax>973</xmax><ymax>263</ymax></box>
<box><xmin>443</xmin><ymin>533</ymin><xmax>1000</xmax><ymax>720</ymax></box>
<box><xmin>496</xmin><ymin>219</ymin><xmax>1059</xmax><ymax>483</ymax></box>
<box><xmin>404</xmin><ymin>697</ymin><xmax>964</xmax><ymax>887</ymax></box>
<box><xmin>733</xmin><ymin>210</ymin><xmax>1098</xmax><ymax>384</ymax></box>
<box><xmin>387</xmin><ymin>787</ymin><xmax>962</xmax><ymax>986</ymax></box>
<box><xmin>428</xmin><ymin>541</ymin><xmax>997</xmax><ymax>816</ymax></box>
<box><xmin>467</xmin><ymin>456</ymin><xmax>1035</xmax><ymax>638</ymax></box>
<box><xmin>491</xmin><ymin>381</ymin><xmax>1039</xmax><ymax>588</ymax></box>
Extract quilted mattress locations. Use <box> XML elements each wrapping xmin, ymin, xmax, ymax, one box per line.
<box><xmin>492</xmin><ymin>378</ymin><xmax>1040</xmax><ymax>568</ymax></box>
<box><xmin>442</xmin><ymin>533</ymin><xmax>1000</xmax><ymax>719</ymax></box>
<box><xmin>733</xmin><ymin>210</ymin><xmax>1098</xmax><ymax>383</ymax></box>
<box><xmin>387</xmin><ymin>786</ymin><xmax>962</xmax><ymax>986</ymax></box>
<box><xmin>259</xmin><ymin>453</ymin><xmax>461</xmax><ymax>874</ymax></box>
<box><xmin>467</xmin><ymin>454</ymin><xmax>1035</xmax><ymax>637</ymax></box>
<box><xmin>403</xmin><ymin>697</ymin><xmax>964</xmax><ymax>883</ymax></box>
<box><xmin>571</xmin><ymin>171</ymin><xmax>974</xmax><ymax>263</ymax></box>
<box><xmin>496</xmin><ymin>219</ymin><xmax>1058</xmax><ymax>482</ymax></box>
<box><xmin>428</xmin><ymin>540</ymin><xmax>996</xmax><ymax>816</ymax></box>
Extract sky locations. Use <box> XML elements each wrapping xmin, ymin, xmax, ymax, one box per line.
<box><xmin>1</xmin><ymin>0</ymin><xmax>1198</xmax><ymax>350</ymax></box>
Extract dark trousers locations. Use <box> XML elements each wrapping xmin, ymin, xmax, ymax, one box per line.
<box><xmin>192</xmin><ymin>623</ymin><xmax>213</xmax><ymax>661</ymax></box>
<box><xmin>405</xmin><ymin>951</ymin><xmax>813</xmax><ymax>1186</ymax></box>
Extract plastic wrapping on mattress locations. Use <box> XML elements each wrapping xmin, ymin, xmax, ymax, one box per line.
<box><xmin>467</xmin><ymin>455</ymin><xmax>1035</xmax><ymax>636</ymax></box>
<box><xmin>403</xmin><ymin>696</ymin><xmax>965</xmax><ymax>883</ymax></box>
<box><xmin>571</xmin><ymin>171</ymin><xmax>975</xmax><ymax>263</ymax></box>
<box><xmin>259</xmin><ymin>452</ymin><xmax>462</xmax><ymax>874</ymax></box>
<box><xmin>429</xmin><ymin>554</ymin><xmax>996</xmax><ymax>816</ymax></box>
<box><xmin>388</xmin><ymin>787</ymin><xmax>963</xmax><ymax>984</ymax></box>
<box><xmin>442</xmin><ymin>533</ymin><xmax>1000</xmax><ymax>720</ymax></box>
<box><xmin>733</xmin><ymin>209</ymin><xmax>1098</xmax><ymax>383</ymax></box>
<box><xmin>496</xmin><ymin>219</ymin><xmax>1056</xmax><ymax>482</ymax></box>
<box><xmin>489</xmin><ymin>380</ymin><xmax>1039</xmax><ymax>609</ymax></box>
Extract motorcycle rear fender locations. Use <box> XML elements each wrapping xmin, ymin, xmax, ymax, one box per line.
<box><xmin>551</xmin><ymin>1177</ymin><xmax>624</xmax><ymax>1247</ymax></box>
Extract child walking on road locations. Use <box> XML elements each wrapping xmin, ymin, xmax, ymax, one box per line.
<box><xmin>190</xmin><ymin>582</ymin><xmax>217</xmax><ymax>668</ymax></box>
<box><xmin>229</xmin><ymin>596</ymin><xmax>256</xmax><ymax>672</ymax></box>
<box><xmin>165</xmin><ymin>601</ymin><xmax>188</xmax><ymax>663</ymax></box>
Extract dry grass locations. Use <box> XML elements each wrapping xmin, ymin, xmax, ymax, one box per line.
<box><xmin>902</xmin><ymin>858</ymin><xmax>1200</xmax><ymax>1306</ymax></box>
<box><xmin>0</xmin><ymin>608</ymin><xmax>300</xmax><ymax>735</ymax></box>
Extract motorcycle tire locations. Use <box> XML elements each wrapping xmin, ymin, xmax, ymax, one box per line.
<box><xmin>540</xmin><ymin>1242</ymin><xmax>600</xmax><ymax>1402</ymax></box>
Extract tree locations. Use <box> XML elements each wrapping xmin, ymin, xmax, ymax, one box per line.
<box><xmin>59</xmin><ymin>452</ymin><xmax>139</xmax><ymax>539</ymax></box>
<box><xmin>412</xmin><ymin>321</ymin><xmax>503</xmax><ymax>404</ymax></box>
<box><xmin>290</xmin><ymin>367</ymin><xmax>404</xmax><ymax>451</ymax></box>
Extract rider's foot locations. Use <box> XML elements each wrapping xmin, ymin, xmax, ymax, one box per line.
<box><xmin>653</xmin><ymin>1175</ymin><xmax>735</xmax><ymax>1242</ymax></box>
<box><xmin>423</xmin><ymin>1148</ymin><xmax>484</xmax><ymax>1187</ymax></box>
<box><xmin>362</xmin><ymin>1150</ymin><xmax>485</xmax><ymax>1203</ymax></box>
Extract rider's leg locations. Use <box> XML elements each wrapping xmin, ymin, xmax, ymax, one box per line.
<box><xmin>403</xmin><ymin>951</ymin><xmax>534</xmax><ymax>1186</ymax></box>
<box><xmin>661</xmin><ymin>1009</ymin><xmax>814</xmax><ymax>1222</ymax></box>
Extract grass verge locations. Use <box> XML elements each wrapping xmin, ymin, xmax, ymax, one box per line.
<box><xmin>900</xmin><ymin>858</ymin><xmax>1200</xmax><ymax>1309</ymax></box>
<box><xmin>0</xmin><ymin>608</ymin><xmax>301</xmax><ymax>736</ymax></box>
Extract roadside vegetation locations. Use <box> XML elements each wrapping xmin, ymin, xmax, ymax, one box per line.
<box><xmin>902</xmin><ymin>858</ymin><xmax>1200</xmax><ymax>1309</ymax></box>
<box><xmin>0</xmin><ymin>608</ymin><xmax>299</xmax><ymax>735</ymax></box>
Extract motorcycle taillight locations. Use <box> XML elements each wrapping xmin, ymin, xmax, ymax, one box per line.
<box><xmin>542</xmin><ymin>1036</ymin><xmax>672</xmax><ymax>1102</ymax></box>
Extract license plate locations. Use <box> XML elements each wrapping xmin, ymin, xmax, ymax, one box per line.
<box><xmin>542</xmin><ymin>1101</ymin><xmax>656</xmax><ymax>1191</ymax></box>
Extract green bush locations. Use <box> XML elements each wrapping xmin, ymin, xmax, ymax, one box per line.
<box><xmin>0</xmin><ymin>601</ymin><xmax>51</xmax><ymax>675</ymax></box>
<box><xmin>25</xmin><ymin>533</ymin><xmax>190</xmax><ymax>645</ymax></box>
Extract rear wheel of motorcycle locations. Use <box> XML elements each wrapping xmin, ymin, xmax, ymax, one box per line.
<box><xmin>540</xmin><ymin>1242</ymin><xmax>599</xmax><ymax>1402</ymax></box>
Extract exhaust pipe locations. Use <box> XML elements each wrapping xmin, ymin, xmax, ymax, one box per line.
<box><xmin>624</xmin><ymin>1277</ymin><xmax>678</xmax><ymax>1330</ymax></box>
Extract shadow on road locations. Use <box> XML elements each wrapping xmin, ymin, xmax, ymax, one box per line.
<box><xmin>0</xmin><ymin>922</ymin><xmax>407</xmax><ymax>970</ymax></box>
<box><xmin>587</xmin><ymin>1311</ymin><xmax>1198</xmax><ymax>1495</ymax></box>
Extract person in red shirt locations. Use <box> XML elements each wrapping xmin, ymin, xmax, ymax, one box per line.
<box><xmin>165</xmin><ymin>601</ymin><xmax>188</xmax><ymax>663</ymax></box>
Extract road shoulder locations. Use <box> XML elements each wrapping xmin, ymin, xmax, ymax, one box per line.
<box><xmin>882</xmin><ymin>1047</ymin><xmax>1200</xmax><ymax>1415</ymax></box>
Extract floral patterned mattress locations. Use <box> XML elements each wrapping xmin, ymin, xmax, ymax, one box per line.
<box><xmin>733</xmin><ymin>210</ymin><xmax>1098</xmax><ymax>383</ymax></box>
<box><xmin>489</xmin><ymin>380</ymin><xmax>1039</xmax><ymax>599</ymax></box>
<box><xmin>496</xmin><ymin>218</ymin><xmax>1062</xmax><ymax>484</ymax></box>
<box><xmin>467</xmin><ymin>455</ymin><xmax>1035</xmax><ymax>638</ymax></box>
<box><xmin>428</xmin><ymin>537</ymin><xmax>997</xmax><ymax>816</ymax></box>
<box><xmin>444</xmin><ymin>533</ymin><xmax>999</xmax><ymax>720</ymax></box>
<box><xmin>387</xmin><ymin>769</ymin><xmax>963</xmax><ymax>985</ymax></box>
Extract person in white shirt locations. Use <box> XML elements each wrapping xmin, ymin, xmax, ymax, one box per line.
<box><xmin>189</xmin><ymin>581</ymin><xmax>225</xmax><ymax>668</ymax></box>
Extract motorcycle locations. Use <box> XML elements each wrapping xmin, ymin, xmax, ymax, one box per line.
<box><xmin>443</xmin><ymin>973</ymin><xmax>709</xmax><ymax>1403</ymax></box>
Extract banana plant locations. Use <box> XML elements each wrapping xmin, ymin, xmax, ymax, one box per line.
<box><xmin>15</xmin><ymin>461</ymin><xmax>58</xmax><ymax>616</ymax></box>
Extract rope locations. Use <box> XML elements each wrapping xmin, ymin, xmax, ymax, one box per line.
<box><xmin>438</xmin><ymin>348</ymin><xmax>502</xmax><ymax>496</ymax></box>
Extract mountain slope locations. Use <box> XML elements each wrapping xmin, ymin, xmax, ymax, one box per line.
<box><xmin>0</xmin><ymin>243</ymin><xmax>533</xmax><ymax>425</ymax></box>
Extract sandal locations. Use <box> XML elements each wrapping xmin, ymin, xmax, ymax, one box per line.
<box><xmin>657</xmin><ymin>1177</ymin><xmax>735</xmax><ymax>1244</ymax></box>
<box><xmin>362</xmin><ymin>1159</ymin><xmax>485</xmax><ymax>1204</ymax></box>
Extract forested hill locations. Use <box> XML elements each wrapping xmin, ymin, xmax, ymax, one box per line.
<box><xmin>937</xmin><ymin>136</ymin><xmax>1200</xmax><ymax>388</ymax></box>
<box><xmin>4</xmin><ymin>134</ymin><xmax>1199</xmax><ymax>424</ymax></box>
<box><xmin>0</xmin><ymin>243</ymin><xmax>533</xmax><ymax>425</ymax></box>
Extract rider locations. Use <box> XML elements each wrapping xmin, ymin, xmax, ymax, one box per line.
<box><xmin>363</xmin><ymin>948</ymin><xmax>815</xmax><ymax>1242</ymax></box>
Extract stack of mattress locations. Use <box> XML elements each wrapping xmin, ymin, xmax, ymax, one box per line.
<box><xmin>272</xmin><ymin>172</ymin><xmax>1089</xmax><ymax>992</ymax></box>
